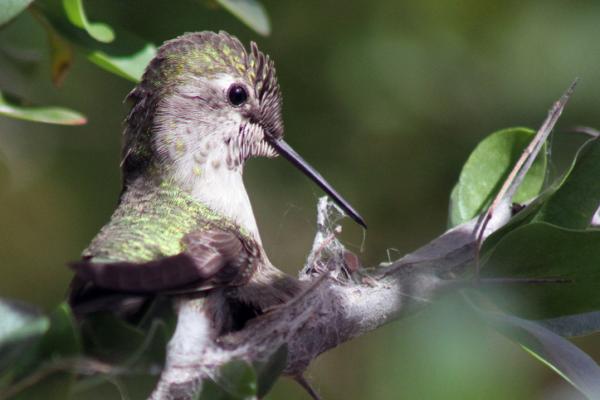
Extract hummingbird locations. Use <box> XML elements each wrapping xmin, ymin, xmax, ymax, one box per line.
<box><xmin>69</xmin><ymin>31</ymin><xmax>365</xmax><ymax>322</ymax></box>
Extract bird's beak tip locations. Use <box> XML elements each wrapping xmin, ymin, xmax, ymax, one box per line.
<box><xmin>267</xmin><ymin>138</ymin><xmax>367</xmax><ymax>229</ymax></box>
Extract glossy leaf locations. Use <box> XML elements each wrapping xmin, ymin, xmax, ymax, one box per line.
<box><xmin>216</xmin><ymin>0</ymin><xmax>271</xmax><ymax>36</ymax></box>
<box><xmin>87</xmin><ymin>41</ymin><xmax>156</xmax><ymax>82</ymax></box>
<box><xmin>482</xmin><ymin>136</ymin><xmax>600</xmax><ymax>256</ymax></box>
<box><xmin>75</xmin><ymin>311</ymin><xmax>170</xmax><ymax>398</ymax></box>
<box><xmin>482</xmin><ymin>222</ymin><xmax>600</xmax><ymax>319</ymax></box>
<box><xmin>137</xmin><ymin>296</ymin><xmax>177</xmax><ymax>333</ymax></box>
<box><xmin>0</xmin><ymin>299</ymin><xmax>46</xmax><ymax>349</ymax></box>
<box><xmin>0</xmin><ymin>91</ymin><xmax>86</xmax><ymax>125</ymax></box>
<box><xmin>0</xmin><ymin>0</ymin><xmax>33</xmax><ymax>27</ymax></box>
<box><xmin>480</xmin><ymin>310</ymin><xmax>600</xmax><ymax>399</ymax></box>
<box><xmin>61</xmin><ymin>0</ymin><xmax>115</xmax><ymax>43</ymax></box>
<box><xmin>254</xmin><ymin>345</ymin><xmax>287</xmax><ymax>398</ymax></box>
<box><xmin>6</xmin><ymin>303</ymin><xmax>81</xmax><ymax>399</ymax></box>
<box><xmin>533</xmin><ymin>138</ymin><xmax>600</xmax><ymax>229</ymax></box>
<box><xmin>82</xmin><ymin>313</ymin><xmax>146</xmax><ymax>362</ymax></box>
<box><xmin>198</xmin><ymin>360</ymin><xmax>257</xmax><ymax>400</ymax></box>
<box><xmin>83</xmin><ymin>311</ymin><xmax>170</xmax><ymax>367</ymax></box>
<box><xmin>447</xmin><ymin>184</ymin><xmax>463</xmax><ymax>229</ymax></box>
<box><xmin>33</xmin><ymin>1</ymin><xmax>155</xmax><ymax>83</ymax></box>
<box><xmin>218</xmin><ymin>360</ymin><xmax>257</xmax><ymax>399</ymax></box>
<box><xmin>124</xmin><ymin>319</ymin><xmax>170</xmax><ymax>370</ymax></box>
<box><xmin>198</xmin><ymin>380</ymin><xmax>239</xmax><ymax>400</ymax></box>
<box><xmin>0</xmin><ymin>299</ymin><xmax>49</xmax><ymax>378</ymax></box>
<box><xmin>448</xmin><ymin>127</ymin><xmax>547</xmax><ymax>227</ymax></box>
<box><xmin>38</xmin><ymin>303</ymin><xmax>81</xmax><ymax>359</ymax></box>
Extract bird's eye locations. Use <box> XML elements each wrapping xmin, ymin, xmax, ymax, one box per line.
<box><xmin>227</xmin><ymin>84</ymin><xmax>248</xmax><ymax>106</ymax></box>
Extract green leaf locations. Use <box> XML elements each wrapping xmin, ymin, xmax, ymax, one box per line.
<box><xmin>482</xmin><ymin>222</ymin><xmax>600</xmax><ymax>319</ymax></box>
<box><xmin>81</xmin><ymin>313</ymin><xmax>146</xmax><ymax>362</ymax></box>
<box><xmin>7</xmin><ymin>303</ymin><xmax>81</xmax><ymax>399</ymax></box>
<box><xmin>0</xmin><ymin>299</ymin><xmax>49</xmax><ymax>379</ymax></box>
<box><xmin>533</xmin><ymin>138</ymin><xmax>600</xmax><ymax>229</ymax></box>
<box><xmin>218</xmin><ymin>360</ymin><xmax>257</xmax><ymax>399</ymax></box>
<box><xmin>75</xmin><ymin>301</ymin><xmax>173</xmax><ymax>397</ymax></box>
<box><xmin>124</xmin><ymin>319</ymin><xmax>170</xmax><ymax>370</ymax></box>
<box><xmin>198</xmin><ymin>360</ymin><xmax>257</xmax><ymax>400</ymax></box>
<box><xmin>14</xmin><ymin>302</ymin><xmax>80</xmax><ymax>377</ymax></box>
<box><xmin>0</xmin><ymin>299</ymin><xmax>47</xmax><ymax>351</ymax></box>
<box><xmin>215</xmin><ymin>0</ymin><xmax>271</xmax><ymax>36</ymax></box>
<box><xmin>0</xmin><ymin>0</ymin><xmax>34</xmax><ymax>27</ymax></box>
<box><xmin>75</xmin><ymin>312</ymin><xmax>170</xmax><ymax>398</ymax></box>
<box><xmin>254</xmin><ymin>345</ymin><xmax>287</xmax><ymax>398</ymax></box>
<box><xmin>137</xmin><ymin>296</ymin><xmax>177</xmax><ymax>333</ymax></box>
<box><xmin>61</xmin><ymin>0</ymin><xmax>115</xmax><ymax>43</ymax></box>
<box><xmin>198</xmin><ymin>379</ymin><xmax>237</xmax><ymax>400</ymax></box>
<box><xmin>83</xmin><ymin>311</ymin><xmax>170</xmax><ymax>367</ymax></box>
<box><xmin>0</xmin><ymin>91</ymin><xmax>86</xmax><ymax>125</ymax></box>
<box><xmin>38</xmin><ymin>303</ymin><xmax>81</xmax><ymax>359</ymax></box>
<box><xmin>87</xmin><ymin>41</ymin><xmax>156</xmax><ymax>82</ymax></box>
<box><xmin>482</xmin><ymin>136</ymin><xmax>600</xmax><ymax>255</ymax></box>
<box><xmin>479</xmin><ymin>309</ymin><xmax>600</xmax><ymax>399</ymax></box>
<box><xmin>33</xmin><ymin>1</ymin><xmax>155</xmax><ymax>83</ymax></box>
<box><xmin>448</xmin><ymin>127</ymin><xmax>547</xmax><ymax>227</ymax></box>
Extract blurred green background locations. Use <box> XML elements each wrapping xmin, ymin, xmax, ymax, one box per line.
<box><xmin>1</xmin><ymin>0</ymin><xmax>599</xmax><ymax>398</ymax></box>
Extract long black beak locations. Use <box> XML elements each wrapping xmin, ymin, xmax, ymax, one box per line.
<box><xmin>268</xmin><ymin>138</ymin><xmax>367</xmax><ymax>229</ymax></box>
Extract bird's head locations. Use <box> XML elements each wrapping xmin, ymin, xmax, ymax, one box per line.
<box><xmin>123</xmin><ymin>31</ymin><xmax>365</xmax><ymax>228</ymax></box>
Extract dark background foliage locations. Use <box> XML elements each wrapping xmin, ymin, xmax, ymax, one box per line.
<box><xmin>1</xmin><ymin>1</ymin><xmax>599</xmax><ymax>398</ymax></box>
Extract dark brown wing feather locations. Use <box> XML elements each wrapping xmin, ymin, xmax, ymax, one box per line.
<box><xmin>70</xmin><ymin>228</ymin><xmax>257</xmax><ymax>294</ymax></box>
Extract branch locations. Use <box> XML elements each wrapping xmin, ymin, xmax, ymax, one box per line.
<box><xmin>149</xmin><ymin>85</ymin><xmax>574</xmax><ymax>399</ymax></box>
<box><xmin>214</xmin><ymin>202</ymin><xmax>489</xmax><ymax>371</ymax></box>
<box><xmin>149</xmin><ymin>205</ymin><xmax>492</xmax><ymax>400</ymax></box>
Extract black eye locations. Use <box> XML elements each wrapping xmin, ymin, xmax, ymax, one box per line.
<box><xmin>227</xmin><ymin>84</ymin><xmax>248</xmax><ymax>106</ymax></box>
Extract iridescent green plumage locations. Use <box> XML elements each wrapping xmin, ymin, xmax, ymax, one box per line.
<box><xmin>83</xmin><ymin>179</ymin><xmax>245</xmax><ymax>263</ymax></box>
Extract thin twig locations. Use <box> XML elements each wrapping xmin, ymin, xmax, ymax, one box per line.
<box><xmin>571</xmin><ymin>126</ymin><xmax>600</xmax><ymax>138</ymax></box>
<box><xmin>473</xmin><ymin>79</ymin><xmax>578</xmax><ymax>280</ymax></box>
<box><xmin>294</xmin><ymin>375</ymin><xmax>322</xmax><ymax>400</ymax></box>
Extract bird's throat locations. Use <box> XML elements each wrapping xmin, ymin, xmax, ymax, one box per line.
<box><xmin>187</xmin><ymin>163</ymin><xmax>261</xmax><ymax>244</ymax></box>
<box><xmin>137</xmin><ymin>120</ymin><xmax>263</xmax><ymax>243</ymax></box>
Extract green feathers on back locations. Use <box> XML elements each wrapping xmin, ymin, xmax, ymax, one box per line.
<box><xmin>84</xmin><ymin>179</ymin><xmax>235</xmax><ymax>263</ymax></box>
